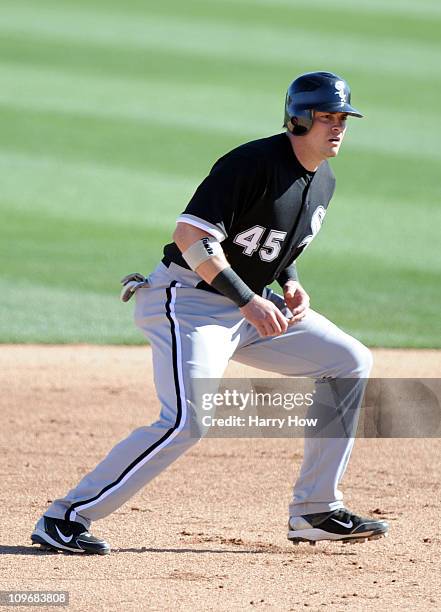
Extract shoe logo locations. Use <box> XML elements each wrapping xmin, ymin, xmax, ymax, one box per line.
<box><xmin>332</xmin><ymin>518</ymin><xmax>353</xmax><ymax>529</ymax></box>
<box><xmin>55</xmin><ymin>525</ymin><xmax>74</xmax><ymax>543</ymax></box>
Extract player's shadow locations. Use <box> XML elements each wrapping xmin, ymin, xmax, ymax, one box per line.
<box><xmin>0</xmin><ymin>544</ymin><xmax>356</xmax><ymax>557</ymax></box>
<box><xmin>0</xmin><ymin>544</ymin><xmax>271</xmax><ymax>556</ymax></box>
<box><xmin>114</xmin><ymin>546</ymin><xmax>356</xmax><ymax>557</ymax></box>
<box><xmin>115</xmin><ymin>546</ymin><xmax>273</xmax><ymax>554</ymax></box>
<box><xmin>0</xmin><ymin>545</ymin><xmax>60</xmax><ymax>556</ymax></box>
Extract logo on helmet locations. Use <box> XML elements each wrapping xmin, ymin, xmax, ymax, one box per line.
<box><xmin>335</xmin><ymin>81</ymin><xmax>347</xmax><ymax>104</ymax></box>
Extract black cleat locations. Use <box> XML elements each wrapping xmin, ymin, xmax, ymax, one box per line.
<box><xmin>31</xmin><ymin>516</ymin><xmax>110</xmax><ymax>555</ymax></box>
<box><xmin>288</xmin><ymin>508</ymin><xmax>388</xmax><ymax>545</ymax></box>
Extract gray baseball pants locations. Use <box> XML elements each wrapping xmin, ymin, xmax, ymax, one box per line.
<box><xmin>45</xmin><ymin>261</ymin><xmax>372</xmax><ymax>529</ymax></box>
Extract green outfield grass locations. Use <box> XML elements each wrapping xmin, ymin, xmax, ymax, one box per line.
<box><xmin>1</xmin><ymin>0</ymin><xmax>440</xmax><ymax>346</ymax></box>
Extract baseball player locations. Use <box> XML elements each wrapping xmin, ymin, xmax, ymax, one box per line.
<box><xmin>32</xmin><ymin>72</ymin><xmax>388</xmax><ymax>554</ymax></box>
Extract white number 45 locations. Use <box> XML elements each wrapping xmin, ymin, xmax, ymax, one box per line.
<box><xmin>233</xmin><ymin>226</ymin><xmax>287</xmax><ymax>262</ymax></box>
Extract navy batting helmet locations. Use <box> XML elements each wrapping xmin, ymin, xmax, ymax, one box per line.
<box><xmin>284</xmin><ymin>71</ymin><xmax>363</xmax><ymax>134</ymax></box>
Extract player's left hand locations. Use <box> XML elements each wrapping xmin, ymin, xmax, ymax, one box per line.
<box><xmin>283</xmin><ymin>281</ymin><xmax>310</xmax><ymax>325</ymax></box>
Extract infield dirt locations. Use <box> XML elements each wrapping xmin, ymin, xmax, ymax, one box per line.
<box><xmin>1</xmin><ymin>346</ymin><xmax>440</xmax><ymax>611</ymax></box>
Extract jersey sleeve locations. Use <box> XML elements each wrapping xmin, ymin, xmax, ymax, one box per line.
<box><xmin>276</xmin><ymin>262</ymin><xmax>299</xmax><ymax>287</ymax></box>
<box><xmin>177</xmin><ymin>152</ymin><xmax>266</xmax><ymax>242</ymax></box>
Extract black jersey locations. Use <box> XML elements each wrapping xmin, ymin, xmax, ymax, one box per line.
<box><xmin>163</xmin><ymin>133</ymin><xmax>336</xmax><ymax>295</ymax></box>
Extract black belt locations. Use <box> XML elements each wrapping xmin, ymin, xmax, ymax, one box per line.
<box><xmin>161</xmin><ymin>257</ymin><xmax>221</xmax><ymax>295</ymax></box>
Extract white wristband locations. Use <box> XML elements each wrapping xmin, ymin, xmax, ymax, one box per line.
<box><xmin>181</xmin><ymin>237</ymin><xmax>223</xmax><ymax>270</ymax></box>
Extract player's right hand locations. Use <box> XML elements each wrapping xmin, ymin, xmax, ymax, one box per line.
<box><xmin>239</xmin><ymin>295</ymin><xmax>289</xmax><ymax>338</ymax></box>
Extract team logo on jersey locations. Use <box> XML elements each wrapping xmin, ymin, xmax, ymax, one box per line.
<box><xmin>297</xmin><ymin>206</ymin><xmax>326</xmax><ymax>251</ymax></box>
<box><xmin>335</xmin><ymin>80</ymin><xmax>347</xmax><ymax>103</ymax></box>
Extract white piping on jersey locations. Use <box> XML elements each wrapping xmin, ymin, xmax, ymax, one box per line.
<box><xmin>177</xmin><ymin>213</ymin><xmax>226</xmax><ymax>242</ymax></box>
